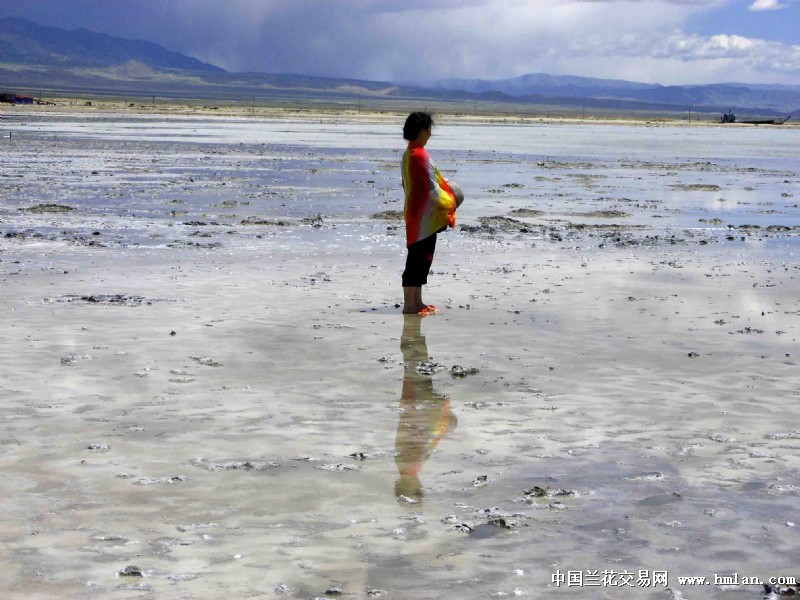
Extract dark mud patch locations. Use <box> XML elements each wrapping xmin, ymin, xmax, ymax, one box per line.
<box><xmin>371</xmin><ymin>210</ymin><xmax>404</xmax><ymax>221</ymax></box>
<box><xmin>240</xmin><ymin>218</ymin><xmax>292</xmax><ymax>226</ymax></box>
<box><xmin>18</xmin><ymin>204</ymin><xmax>75</xmax><ymax>213</ymax></box>
<box><xmin>167</xmin><ymin>240</ymin><xmax>223</xmax><ymax>249</ymax></box>
<box><xmin>536</xmin><ymin>160</ymin><xmax>597</xmax><ymax>170</ymax></box>
<box><xmin>730</xmin><ymin>224</ymin><xmax>800</xmax><ymax>234</ymax></box>
<box><xmin>3</xmin><ymin>229</ymin><xmax>109</xmax><ymax>247</ymax></box>
<box><xmin>764</xmin><ymin>431</ymin><xmax>800</xmax><ymax>441</ymax></box>
<box><xmin>189</xmin><ymin>458</ymin><xmax>280</xmax><ymax>471</ymax></box>
<box><xmin>571</xmin><ymin>210</ymin><xmax>631</xmax><ymax>218</ymax></box>
<box><xmin>522</xmin><ymin>485</ymin><xmax>578</xmax><ymax>499</ymax></box>
<box><xmin>467</xmin><ymin>522</ymin><xmax>515</xmax><ymax>539</ymax></box>
<box><xmin>765</xmin><ymin>225</ymin><xmax>798</xmax><ymax>232</ymax></box>
<box><xmin>450</xmin><ymin>365</ymin><xmax>479</xmax><ymax>378</ymax></box>
<box><xmin>301</xmin><ymin>215</ymin><xmax>325</xmax><ymax>228</ymax></box>
<box><xmin>669</xmin><ymin>184</ymin><xmax>722</xmax><ymax>192</ymax></box>
<box><xmin>55</xmin><ymin>294</ymin><xmax>163</xmax><ymax>306</ymax></box>
<box><xmin>190</xmin><ymin>356</ymin><xmax>223</xmax><ymax>367</ymax></box>
<box><xmin>462</xmin><ymin>216</ymin><xmax>546</xmax><ymax>235</ymax></box>
<box><xmin>461</xmin><ymin>215</ymin><xmax>649</xmax><ymax>241</ymax></box>
<box><xmin>348</xmin><ymin>450</ymin><xmax>395</xmax><ymax>460</ymax></box>
<box><xmin>118</xmin><ymin>565</ymin><xmax>144</xmax><ymax>577</ymax></box>
<box><xmin>509</xmin><ymin>208</ymin><xmax>545</xmax><ymax>218</ymax></box>
<box><xmin>4</xmin><ymin>229</ymin><xmax>49</xmax><ymax>240</ymax></box>
<box><xmin>445</xmin><ymin>509</ymin><xmax>527</xmax><ymax>538</ymax></box>
<box><xmin>133</xmin><ymin>476</ymin><xmax>187</xmax><ymax>486</ymax></box>
<box><xmin>213</xmin><ymin>200</ymin><xmax>244</xmax><ymax>208</ymax></box>
<box><xmin>564</xmin><ymin>223</ymin><xmax>645</xmax><ymax>231</ymax></box>
<box><xmin>598</xmin><ymin>232</ymin><xmax>688</xmax><ymax>248</ymax></box>
<box><xmin>415</xmin><ymin>361</ymin><xmax>448</xmax><ymax>376</ymax></box>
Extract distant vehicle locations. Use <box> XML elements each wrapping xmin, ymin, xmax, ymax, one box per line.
<box><xmin>720</xmin><ymin>111</ymin><xmax>792</xmax><ymax>125</ymax></box>
<box><xmin>739</xmin><ymin>116</ymin><xmax>791</xmax><ymax>125</ymax></box>
<box><xmin>0</xmin><ymin>93</ymin><xmax>34</xmax><ymax>104</ymax></box>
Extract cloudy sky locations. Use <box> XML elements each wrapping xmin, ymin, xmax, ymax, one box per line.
<box><xmin>1</xmin><ymin>0</ymin><xmax>798</xmax><ymax>85</ymax></box>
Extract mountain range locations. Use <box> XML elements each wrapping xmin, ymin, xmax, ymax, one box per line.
<box><xmin>1</xmin><ymin>17</ymin><xmax>798</xmax><ymax>116</ymax></box>
<box><xmin>0</xmin><ymin>17</ymin><xmax>221</xmax><ymax>72</ymax></box>
<box><xmin>433</xmin><ymin>73</ymin><xmax>800</xmax><ymax>114</ymax></box>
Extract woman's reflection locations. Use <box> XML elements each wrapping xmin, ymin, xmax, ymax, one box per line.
<box><xmin>395</xmin><ymin>315</ymin><xmax>457</xmax><ymax>502</ymax></box>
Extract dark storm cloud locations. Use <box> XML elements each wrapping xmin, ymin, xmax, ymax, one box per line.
<box><xmin>0</xmin><ymin>1</ymin><xmax>425</xmax><ymax>78</ymax></box>
<box><xmin>1</xmin><ymin>0</ymin><xmax>797</xmax><ymax>84</ymax></box>
<box><xmin>0</xmin><ymin>0</ymin><xmax>419</xmax><ymax>77</ymax></box>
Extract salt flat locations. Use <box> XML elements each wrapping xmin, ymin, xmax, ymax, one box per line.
<box><xmin>1</xmin><ymin>111</ymin><xmax>798</xmax><ymax>599</ymax></box>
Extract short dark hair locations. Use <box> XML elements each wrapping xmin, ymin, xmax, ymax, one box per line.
<box><xmin>403</xmin><ymin>111</ymin><xmax>434</xmax><ymax>141</ymax></box>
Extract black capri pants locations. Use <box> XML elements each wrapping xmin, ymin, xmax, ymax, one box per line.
<box><xmin>402</xmin><ymin>234</ymin><xmax>437</xmax><ymax>287</ymax></box>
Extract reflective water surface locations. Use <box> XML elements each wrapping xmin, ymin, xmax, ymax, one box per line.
<box><xmin>0</xmin><ymin>112</ymin><xmax>798</xmax><ymax>599</ymax></box>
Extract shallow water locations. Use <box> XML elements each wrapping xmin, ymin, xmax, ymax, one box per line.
<box><xmin>1</xmin><ymin>112</ymin><xmax>799</xmax><ymax>599</ymax></box>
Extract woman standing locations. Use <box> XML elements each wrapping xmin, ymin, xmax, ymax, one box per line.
<box><xmin>401</xmin><ymin>112</ymin><xmax>457</xmax><ymax>315</ymax></box>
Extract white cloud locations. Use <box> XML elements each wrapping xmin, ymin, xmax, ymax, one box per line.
<box><xmin>650</xmin><ymin>31</ymin><xmax>800</xmax><ymax>72</ymax></box>
<box><xmin>748</xmin><ymin>0</ymin><xmax>786</xmax><ymax>10</ymax></box>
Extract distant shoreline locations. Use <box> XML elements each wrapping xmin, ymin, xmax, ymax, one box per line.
<box><xmin>4</xmin><ymin>96</ymin><xmax>797</xmax><ymax>128</ymax></box>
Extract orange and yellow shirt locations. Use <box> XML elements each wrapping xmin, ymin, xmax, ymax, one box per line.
<box><xmin>401</xmin><ymin>142</ymin><xmax>456</xmax><ymax>247</ymax></box>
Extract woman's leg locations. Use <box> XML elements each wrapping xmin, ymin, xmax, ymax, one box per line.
<box><xmin>402</xmin><ymin>286</ymin><xmax>419</xmax><ymax>314</ymax></box>
<box><xmin>402</xmin><ymin>235</ymin><xmax>437</xmax><ymax>313</ymax></box>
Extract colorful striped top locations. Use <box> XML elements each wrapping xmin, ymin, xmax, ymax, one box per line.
<box><xmin>402</xmin><ymin>142</ymin><xmax>456</xmax><ymax>247</ymax></box>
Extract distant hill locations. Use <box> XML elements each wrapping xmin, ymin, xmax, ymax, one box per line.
<box><xmin>0</xmin><ymin>17</ymin><xmax>223</xmax><ymax>72</ymax></box>
<box><xmin>432</xmin><ymin>73</ymin><xmax>800</xmax><ymax>113</ymax></box>
<box><xmin>436</xmin><ymin>73</ymin><xmax>654</xmax><ymax>95</ymax></box>
<box><xmin>0</xmin><ymin>17</ymin><xmax>796</xmax><ymax>117</ymax></box>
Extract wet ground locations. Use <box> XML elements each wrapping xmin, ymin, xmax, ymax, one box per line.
<box><xmin>0</xmin><ymin>112</ymin><xmax>798</xmax><ymax>599</ymax></box>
